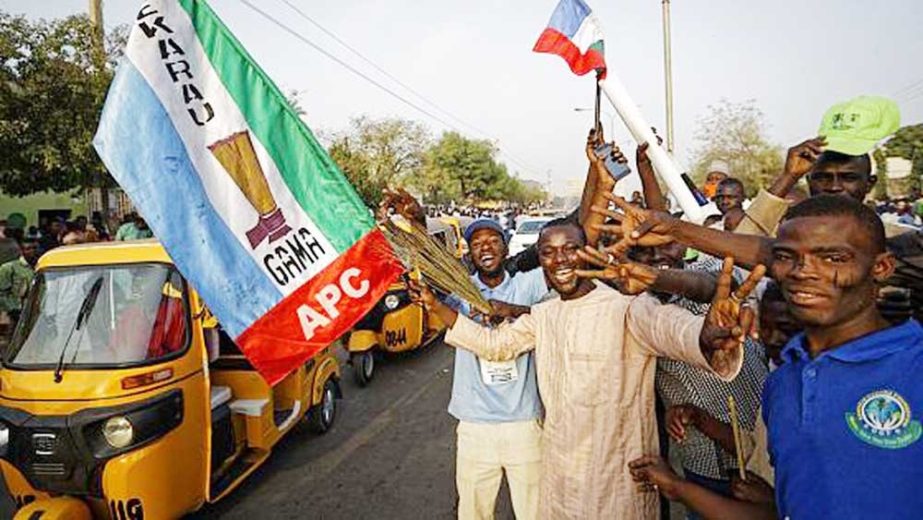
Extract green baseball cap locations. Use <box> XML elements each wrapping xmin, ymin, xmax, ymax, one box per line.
<box><xmin>6</xmin><ymin>212</ymin><xmax>26</xmax><ymax>230</ymax></box>
<box><xmin>818</xmin><ymin>96</ymin><xmax>900</xmax><ymax>156</ymax></box>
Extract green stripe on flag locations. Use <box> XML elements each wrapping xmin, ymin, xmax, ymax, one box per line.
<box><xmin>178</xmin><ymin>0</ymin><xmax>373</xmax><ymax>252</ymax></box>
<box><xmin>589</xmin><ymin>40</ymin><xmax>605</xmax><ymax>56</ymax></box>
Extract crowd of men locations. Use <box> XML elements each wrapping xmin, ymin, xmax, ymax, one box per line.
<box><xmin>876</xmin><ymin>192</ymin><xmax>923</xmax><ymax>229</ymax></box>
<box><xmin>0</xmin><ymin>210</ymin><xmax>154</xmax><ymax>344</ymax></box>
<box><xmin>386</xmin><ymin>94</ymin><xmax>922</xmax><ymax>520</ymax></box>
<box><xmin>0</xmin><ymin>92</ymin><xmax>920</xmax><ymax>519</ymax></box>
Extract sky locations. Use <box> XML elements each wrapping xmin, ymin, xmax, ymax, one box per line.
<box><xmin>5</xmin><ymin>0</ymin><xmax>923</xmax><ymax>196</ymax></box>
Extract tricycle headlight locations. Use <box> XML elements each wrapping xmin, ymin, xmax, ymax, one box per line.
<box><xmin>102</xmin><ymin>416</ymin><xmax>134</xmax><ymax>449</ymax></box>
<box><xmin>384</xmin><ymin>294</ymin><xmax>400</xmax><ymax>310</ymax></box>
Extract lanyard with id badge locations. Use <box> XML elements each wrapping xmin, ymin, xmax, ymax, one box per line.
<box><xmin>478</xmin><ymin>358</ymin><xmax>519</xmax><ymax>385</ymax></box>
<box><xmin>473</xmin><ymin>307</ymin><xmax>519</xmax><ymax>385</ymax></box>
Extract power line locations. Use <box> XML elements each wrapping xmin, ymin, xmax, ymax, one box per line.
<box><xmin>893</xmin><ymin>78</ymin><xmax>923</xmax><ymax>99</ymax></box>
<box><xmin>273</xmin><ymin>0</ymin><xmax>544</xmax><ymax>178</ymax></box>
<box><xmin>235</xmin><ymin>0</ymin><xmax>457</xmax><ymax>131</ymax></box>
<box><xmin>277</xmin><ymin>0</ymin><xmax>493</xmax><ymax>139</ymax></box>
<box><xmin>234</xmin><ymin>0</ymin><xmax>544</xmax><ymax>179</ymax></box>
<box><xmin>900</xmin><ymin>89</ymin><xmax>923</xmax><ymax>106</ymax></box>
<box><xmin>896</xmin><ymin>84</ymin><xmax>923</xmax><ymax>103</ymax></box>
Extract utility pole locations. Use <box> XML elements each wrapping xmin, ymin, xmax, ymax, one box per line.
<box><xmin>661</xmin><ymin>0</ymin><xmax>675</xmax><ymax>153</ymax></box>
<box><xmin>89</xmin><ymin>0</ymin><xmax>103</xmax><ymax>35</ymax></box>
<box><xmin>89</xmin><ymin>0</ymin><xmax>111</xmax><ymax>223</ymax></box>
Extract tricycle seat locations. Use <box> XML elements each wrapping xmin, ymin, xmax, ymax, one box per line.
<box><xmin>210</xmin><ymin>386</ymin><xmax>233</xmax><ymax>410</ymax></box>
<box><xmin>229</xmin><ymin>399</ymin><xmax>268</xmax><ymax>417</ymax></box>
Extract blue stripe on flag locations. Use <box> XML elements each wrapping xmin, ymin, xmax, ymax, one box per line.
<box><xmin>93</xmin><ymin>60</ymin><xmax>281</xmax><ymax>337</ymax></box>
<box><xmin>547</xmin><ymin>0</ymin><xmax>592</xmax><ymax>38</ymax></box>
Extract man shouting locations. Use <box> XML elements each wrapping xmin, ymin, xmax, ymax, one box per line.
<box><xmin>412</xmin><ymin>219</ymin><xmax>762</xmax><ymax>519</ymax></box>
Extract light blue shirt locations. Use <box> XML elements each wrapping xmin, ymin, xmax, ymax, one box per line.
<box><xmin>446</xmin><ymin>268</ymin><xmax>548</xmax><ymax>423</ymax></box>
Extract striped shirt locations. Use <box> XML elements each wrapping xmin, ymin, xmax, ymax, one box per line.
<box><xmin>655</xmin><ymin>255</ymin><xmax>769</xmax><ymax>480</ymax></box>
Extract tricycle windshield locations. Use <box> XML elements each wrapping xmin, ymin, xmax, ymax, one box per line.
<box><xmin>5</xmin><ymin>263</ymin><xmax>189</xmax><ymax>368</ymax></box>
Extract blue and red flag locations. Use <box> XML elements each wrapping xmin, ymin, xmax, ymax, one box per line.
<box><xmin>533</xmin><ymin>0</ymin><xmax>607</xmax><ymax>78</ymax></box>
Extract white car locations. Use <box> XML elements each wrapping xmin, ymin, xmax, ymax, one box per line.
<box><xmin>508</xmin><ymin>217</ymin><xmax>553</xmax><ymax>256</ymax></box>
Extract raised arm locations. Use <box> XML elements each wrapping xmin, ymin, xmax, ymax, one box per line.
<box><xmin>578</xmin><ymin>125</ymin><xmax>632</xmax><ymax>246</ymax></box>
<box><xmin>736</xmin><ymin>138</ymin><xmax>825</xmax><ymax>236</ymax></box>
<box><xmin>576</xmin><ymin>247</ymin><xmax>720</xmax><ymax>303</ymax></box>
<box><xmin>649</xmin><ymin>269</ymin><xmax>720</xmax><ymax>303</ymax></box>
<box><xmin>626</xmin><ymin>293</ymin><xmax>740</xmax><ymax>379</ymax></box>
<box><xmin>767</xmin><ymin>137</ymin><xmax>825</xmax><ymax>198</ymax></box>
<box><xmin>578</xmin><ymin>127</ymin><xmax>603</xmax><ymax>225</ymax></box>
<box><xmin>637</xmin><ymin>136</ymin><xmax>668</xmax><ymax>211</ymax></box>
<box><xmin>671</xmin><ymin>220</ymin><xmax>772</xmax><ymax>271</ymax></box>
<box><xmin>379</xmin><ymin>187</ymin><xmax>427</xmax><ymax>227</ymax></box>
<box><xmin>507</xmin><ymin>129</ymin><xmax>607</xmax><ymax>274</ymax></box>
<box><xmin>627</xmin><ymin>259</ymin><xmax>763</xmax><ymax>380</ymax></box>
<box><xmin>583</xmin><ymin>145</ymin><xmax>625</xmax><ymax>246</ymax></box>
<box><xmin>410</xmin><ymin>280</ymin><xmax>536</xmax><ymax>362</ymax></box>
<box><xmin>592</xmin><ymin>192</ymin><xmax>774</xmax><ymax>270</ymax></box>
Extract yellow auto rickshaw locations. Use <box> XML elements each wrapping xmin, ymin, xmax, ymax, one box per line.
<box><xmin>0</xmin><ymin>240</ymin><xmax>341</xmax><ymax>519</ymax></box>
<box><xmin>344</xmin><ymin>218</ymin><xmax>451</xmax><ymax>386</ymax></box>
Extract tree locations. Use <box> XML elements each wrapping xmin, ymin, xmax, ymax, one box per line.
<box><xmin>506</xmin><ymin>178</ymin><xmax>548</xmax><ymax>206</ymax></box>
<box><xmin>689</xmin><ymin>99</ymin><xmax>783</xmax><ymax>196</ymax></box>
<box><xmin>421</xmin><ymin>131</ymin><xmax>506</xmax><ymax>202</ymax></box>
<box><xmin>327</xmin><ymin>120</ymin><xmax>546</xmax><ymax>208</ymax></box>
<box><xmin>286</xmin><ymin>89</ymin><xmax>306</xmax><ymax>117</ymax></box>
<box><xmin>412</xmin><ymin>157</ymin><xmax>461</xmax><ymax>205</ymax></box>
<box><xmin>883</xmin><ymin>124</ymin><xmax>923</xmax><ymax>194</ymax></box>
<box><xmin>327</xmin><ymin>116</ymin><xmax>430</xmax><ymax>207</ymax></box>
<box><xmin>0</xmin><ymin>13</ymin><xmax>126</xmax><ymax>196</ymax></box>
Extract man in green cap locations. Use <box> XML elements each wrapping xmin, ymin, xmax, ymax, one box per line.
<box><xmin>736</xmin><ymin>95</ymin><xmax>901</xmax><ymax>237</ymax></box>
<box><xmin>2</xmin><ymin>213</ymin><xmax>27</xmax><ymax>244</ymax></box>
<box><xmin>0</xmin><ymin>238</ymin><xmax>38</xmax><ymax>343</ymax></box>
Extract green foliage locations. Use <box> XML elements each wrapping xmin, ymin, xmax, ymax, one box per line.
<box><xmin>883</xmin><ymin>124</ymin><xmax>923</xmax><ymax>194</ymax></box>
<box><xmin>328</xmin><ymin>120</ymin><xmax>546</xmax><ymax>208</ymax></box>
<box><xmin>690</xmin><ymin>99</ymin><xmax>784</xmax><ymax>197</ymax></box>
<box><xmin>286</xmin><ymin>89</ymin><xmax>306</xmax><ymax>117</ymax></box>
<box><xmin>0</xmin><ymin>13</ymin><xmax>125</xmax><ymax>196</ymax></box>
<box><xmin>327</xmin><ymin>116</ymin><xmax>430</xmax><ymax>208</ymax></box>
<box><xmin>871</xmin><ymin>148</ymin><xmax>889</xmax><ymax>200</ymax></box>
<box><xmin>422</xmin><ymin>131</ymin><xmax>506</xmax><ymax>201</ymax></box>
<box><xmin>510</xmin><ymin>180</ymin><xmax>548</xmax><ymax>206</ymax></box>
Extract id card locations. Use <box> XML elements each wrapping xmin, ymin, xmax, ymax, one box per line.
<box><xmin>479</xmin><ymin>358</ymin><xmax>519</xmax><ymax>386</ymax></box>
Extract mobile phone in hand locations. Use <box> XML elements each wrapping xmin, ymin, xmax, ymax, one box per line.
<box><xmin>594</xmin><ymin>143</ymin><xmax>632</xmax><ymax>181</ymax></box>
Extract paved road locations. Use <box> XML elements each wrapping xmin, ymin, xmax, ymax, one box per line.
<box><xmin>194</xmin><ymin>343</ymin><xmax>514</xmax><ymax>519</ymax></box>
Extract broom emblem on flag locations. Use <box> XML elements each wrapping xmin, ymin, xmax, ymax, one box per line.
<box><xmin>208</xmin><ymin>130</ymin><xmax>292</xmax><ymax>249</ymax></box>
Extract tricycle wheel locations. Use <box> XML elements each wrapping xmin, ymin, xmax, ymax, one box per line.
<box><xmin>308</xmin><ymin>378</ymin><xmax>337</xmax><ymax>434</ymax></box>
<box><xmin>352</xmin><ymin>351</ymin><xmax>375</xmax><ymax>387</ymax></box>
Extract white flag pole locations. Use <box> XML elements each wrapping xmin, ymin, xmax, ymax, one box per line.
<box><xmin>598</xmin><ymin>76</ymin><xmax>716</xmax><ymax>223</ymax></box>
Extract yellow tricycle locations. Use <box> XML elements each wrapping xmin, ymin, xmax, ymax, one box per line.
<box><xmin>0</xmin><ymin>240</ymin><xmax>341</xmax><ymax>519</ymax></box>
<box><xmin>344</xmin><ymin>218</ymin><xmax>451</xmax><ymax>386</ymax></box>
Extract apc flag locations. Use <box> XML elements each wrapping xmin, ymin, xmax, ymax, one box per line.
<box><xmin>94</xmin><ymin>0</ymin><xmax>404</xmax><ymax>384</ymax></box>
<box><xmin>533</xmin><ymin>0</ymin><xmax>607</xmax><ymax>78</ymax></box>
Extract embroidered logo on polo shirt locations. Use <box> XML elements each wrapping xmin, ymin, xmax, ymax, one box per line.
<box><xmin>846</xmin><ymin>390</ymin><xmax>922</xmax><ymax>449</ymax></box>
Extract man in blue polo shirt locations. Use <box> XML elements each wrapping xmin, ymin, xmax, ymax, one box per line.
<box><xmin>447</xmin><ymin>218</ymin><xmax>547</xmax><ymax>520</ymax></box>
<box><xmin>764</xmin><ymin>195</ymin><xmax>923</xmax><ymax>519</ymax></box>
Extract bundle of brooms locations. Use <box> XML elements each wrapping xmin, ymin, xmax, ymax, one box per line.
<box><xmin>380</xmin><ymin>217</ymin><xmax>493</xmax><ymax>315</ymax></box>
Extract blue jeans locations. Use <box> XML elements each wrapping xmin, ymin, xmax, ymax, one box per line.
<box><xmin>683</xmin><ymin>470</ymin><xmax>732</xmax><ymax>520</ymax></box>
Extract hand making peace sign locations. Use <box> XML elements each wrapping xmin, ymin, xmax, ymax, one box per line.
<box><xmin>574</xmin><ymin>245</ymin><xmax>660</xmax><ymax>295</ymax></box>
<box><xmin>700</xmin><ymin>257</ymin><xmax>766</xmax><ymax>374</ymax></box>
